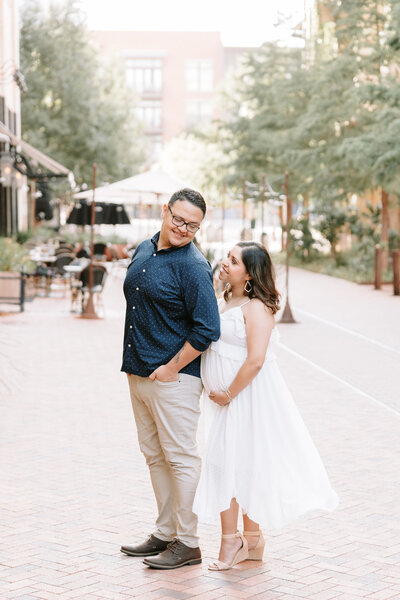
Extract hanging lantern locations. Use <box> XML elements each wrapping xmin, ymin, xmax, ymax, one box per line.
<box><xmin>14</xmin><ymin>170</ymin><xmax>24</xmax><ymax>189</ymax></box>
<box><xmin>0</xmin><ymin>152</ymin><xmax>13</xmax><ymax>187</ymax></box>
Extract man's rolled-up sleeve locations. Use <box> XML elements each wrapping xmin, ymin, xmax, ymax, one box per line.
<box><xmin>183</xmin><ymin>261</ymin><xmax>220</xmax><ymax>351</ymax></box>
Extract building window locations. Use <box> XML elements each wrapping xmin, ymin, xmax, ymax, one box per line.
<box><xmin>7</xmin><ymin>109</ymin><xmax>16</xmax><ymax>134</ymax></box>
<box><xmin>126</xmin><ymin>59</ymin><xmax>163</xmax><ymax>94</ymax></box>
<box><xmin>136</xmin><ymin>100</ymin><xmax>162</xmax><ymax>131</ymax></box>
<box><xmin>185</xmin><ymin>100</ymin><xmax>213</xmax><ymax>128</ymax></box>
<box><xmin>186</xmin><ymin>60</ymin><xmax>213</xmax><ymax>92</ymax></box>
<box><xmin>149</xmin><ymin>135</ymin><xmax>163</xmax><ymax>159</ymax></box>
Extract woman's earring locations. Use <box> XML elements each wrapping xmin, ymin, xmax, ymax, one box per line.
<box><xmin>244</xmin><ymin>280</ymin><xmax>252</xmax><ymax>294</ymax></box>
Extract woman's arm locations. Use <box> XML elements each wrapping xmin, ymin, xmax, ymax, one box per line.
<box><xmin>210</xmin><ymin>299</ymin><xmax>274</xmax><ymax>406</ymax></box>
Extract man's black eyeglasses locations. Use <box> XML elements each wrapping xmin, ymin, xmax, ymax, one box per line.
<box><xmin>168</xmin><ymin>206</ymin><xmax>201</xmax><ymax>233</ymax></box>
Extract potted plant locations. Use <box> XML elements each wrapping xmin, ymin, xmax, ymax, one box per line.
<box><xmin>0</xmin><ymin>238</ymin><xmax>35</xmax><ymax>310</ymax></box>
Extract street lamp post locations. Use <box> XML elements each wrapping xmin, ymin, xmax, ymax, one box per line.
<box><xmin>280</xmin><ymin>171</ymin><xmax>296</xmax><ymax>324</ymax></box>
<box><xmin>81</xmin><ymin>163</ymin><xmax>99</xmax><ymax>319</ymax></box>
<box><xmin>261</xmin><ymin>174</ymin><xmax>266</xmax><ymax>245</ymax></box>
<box><xmin>242</xmin><ymin>177</ymin><xmax>246</xmax><ymax>237</ymax></box>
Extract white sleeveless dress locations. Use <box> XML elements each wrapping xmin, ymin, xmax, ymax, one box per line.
<box><xmin>193</xmin><ymin>301</ymin><xmax>338</xmax><ymax>529</ymax></box>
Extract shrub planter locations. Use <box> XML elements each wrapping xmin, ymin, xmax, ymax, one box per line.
<box><xmin>0</xmin><ymin>272</ymin><xmax>25</xmax><ymax>311</ymax></box>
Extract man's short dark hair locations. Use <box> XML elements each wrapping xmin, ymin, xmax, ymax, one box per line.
<box><xmin>168</xmin><ymin>188</ymin><xmax>206</xmax><ymax>216</ymax></box>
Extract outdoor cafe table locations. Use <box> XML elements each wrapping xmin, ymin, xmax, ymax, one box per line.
<box><xmin>63</xmin><ymin>259</ymin><xmax>90</xmax><ymax>274</ymax></box>
<box><xmin>29</xmin><ymin>252</ymin><xmax>56</xmax><ymax>265</ymax></box>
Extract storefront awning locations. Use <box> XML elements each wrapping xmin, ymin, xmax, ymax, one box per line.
<box><xmin>0</xmin><ymin>122</ymin><xmax>71</xmax><ymax>177</ymax></box>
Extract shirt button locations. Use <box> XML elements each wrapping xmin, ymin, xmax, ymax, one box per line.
<box><xmin>136</xmin><ymin>287</ymin><xmax>139</xmax><ymax>291</ymax></box>
<box><xmin>142</xmin><ymin>269</ymin><xmax>146</xmax><ymax>272</ymax></box>
<box><xmin>153</xmin><ymin>253</ymin><xmax>156</xmax><ymax>257</ymax></box>
<box><xmin>132</xmin><ymin>306</ymin><xmax>135</xmax><ymax>310</ymax></box>
<box><xmin>129</xmin><ymin>325</ymin><xmax>132</xmax><ymax>329</ymax></box>
<box><xmin>128</xmin><ymin>344</ymin><xmax>131</xmax><ymax>348</ymax></box>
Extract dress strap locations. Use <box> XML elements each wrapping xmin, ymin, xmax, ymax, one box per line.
<box><xmin>239</xmin><ymin>299</ymin><xmax>251</xmax><ymax>308</ymax></box>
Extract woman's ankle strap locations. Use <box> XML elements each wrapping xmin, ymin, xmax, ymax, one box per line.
<box><xmin>243</xmin><ymin>530</ymin><xmax>261</xmax><ymax>535</ymax></box>
<box><xmin>221</xmin><ymin>530</ymin><xmax>241</xmax><ymax>539</ymax></box>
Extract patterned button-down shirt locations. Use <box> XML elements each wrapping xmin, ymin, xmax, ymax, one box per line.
<box><xmin>121</xmin><ymin>232</ymin><xmax>220</xmax><ymax>378</ymax></box>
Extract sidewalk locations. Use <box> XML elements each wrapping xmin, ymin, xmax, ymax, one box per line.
<box><xmin>0</xmin><ymin>266</ymin><xmax>399</xmax><ymax>600</ymax></box>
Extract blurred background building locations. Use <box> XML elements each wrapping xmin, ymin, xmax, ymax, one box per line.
<box><xmin>0</xmin><ymin>0</ymin><xmax>24</xmax><ymax>236</ymax></box>
<box><xmin>0</xmin><ymin>0</ymin><xmax>71</xmax><ymax>237</ymax></box>
<box><xmin>91</xmin><ymin>30</ymin><xmax>257</xmax><ymax>161</ymax></box>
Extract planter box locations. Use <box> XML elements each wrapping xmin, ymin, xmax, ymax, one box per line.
<box><xmin>0</xmin><ymin>272</ymin><xmax>25</xmax><ymax>311</ymax></box>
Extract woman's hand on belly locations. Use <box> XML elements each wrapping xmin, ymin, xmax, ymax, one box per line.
<box><xmin>209</xmin><ymin>390</ymin><xmax>231</xmax><ymax>406</ymax></box>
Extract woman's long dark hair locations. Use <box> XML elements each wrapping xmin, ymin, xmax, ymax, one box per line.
<box><xmin>223</xmin><ymin>242</ymin><xmax>280</xmax><ymax>314</ymax></box>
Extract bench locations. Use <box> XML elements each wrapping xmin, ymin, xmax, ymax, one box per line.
<box><xmin>0</xmin><ymin>272</ymin><xmax>26</xmax><ymax>311</ymax></box>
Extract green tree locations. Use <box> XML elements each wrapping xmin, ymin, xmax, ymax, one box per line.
<box><xmin>288</xmin><ymin>2</ymin><xmax>390</xmax><ymax>207</ymax></box>
<box><xmin>216</xmin><ymin>2</ymin><xmax>400</xmax><ymax>208</ymax></box>
<box><xmin>321</xmin><ymin>0</ymin><xmax>400</xmax><ymax>265</ymax></box>
<box><xmin>20</xmin><ymin>0</ymin><xmax>144</xmax><ymax>186</ymax></box>
<box><xmin>290</xmin><ymin>215</ymin><xmax>321</xmax><ymax>262</ymax></box>
<box><xmin>216</xmin><ymin>38</ymin><xmax>369</xmax><ymax>212</ymax></box>
<box><xmin>218</xmin><ymin>44</ymin><xmax>311</xmax><ymax>192</ymax></box>
<box><xmin>315</xmin><ymin>206</ymin><xmax>347</xmax><ymax>262</ymax></box>
<box><xmin>157</xmin><ymin>131</ymin><xmax>232</xmax><ymax>203</ymax></box>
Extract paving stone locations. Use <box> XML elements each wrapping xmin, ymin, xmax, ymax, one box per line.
<box><xmin>1</xmin><ymin>266</ymin><xmax>400</xmax><ymax>599</ymax></box>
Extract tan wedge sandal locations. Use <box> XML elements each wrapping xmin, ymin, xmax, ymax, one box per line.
<box><xmin>243</xmin><ymin>530</ymin><xmax>265</xmax><ymax>560</ymax></box>
<box><xmin>208</xmin><ymin>531</ymin><xmax>249</xmax><ymax>571</ymax></box>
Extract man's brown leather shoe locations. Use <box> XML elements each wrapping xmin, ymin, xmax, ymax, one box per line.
<box><xmin>143</xmin><ymin>539</ymin><xmax>201</xmax><ymax>569</ymax></box>
<box><xmin>120</xmin><ymin>534</ymin><xmax>170</xmax><ymax>557</ymax></box>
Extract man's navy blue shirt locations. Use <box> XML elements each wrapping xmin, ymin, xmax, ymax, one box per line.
<box><xmin>121</xmin><ymin>232</ymin><xmax>220</xmax><ymax>378</ymax></box>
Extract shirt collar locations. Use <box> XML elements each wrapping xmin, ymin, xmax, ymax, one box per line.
<box><xmin>151</xmin><ymin>232</ymin><xmax>160</xmax><ymax>250</ymax></box>
<box><xmin>151</xmin><ymin>231</ymin><xmax>192</xmax><ymax>253</ymax></box>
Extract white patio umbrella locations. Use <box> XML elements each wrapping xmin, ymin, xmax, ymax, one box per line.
<box><xmin>73</xmin><ymin>170</ymin><xmax>191</xmax><ymax>205</ymax></box>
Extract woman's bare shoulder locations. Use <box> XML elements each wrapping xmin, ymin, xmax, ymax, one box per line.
<box><xmin>244</xmin><ymin>298</ymin><xmax>275</xmax><ymax>325</ymax></box>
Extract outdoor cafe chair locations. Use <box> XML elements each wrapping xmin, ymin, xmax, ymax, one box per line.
<box><xmin>55</xmin><ymin>245</ymin><xmax>74</xmax><ymax>256</ymax></box>
<box><xmin>32</xmin><ymin>263</ymin><xmax>54</xmax><ymax>297</ymax></box>
<box><xmin>54</xmin><ymin>253</ymin><xmax>75</xmax><ymax>274</ymax></box>
<box><xmin>93</xmin><ymin>242</ymin><xmax>107</xmax><ymax>260</ymax></box>
<box><xmin>53</xmin><ymin>253</ymin><xmax>75</xmax><ymax>296</ymax></box>
<box><xmin>72</xmin><ymin>264</ymin><xmax>107</xmax><ymax>314</ymax></box>
<box><xmin>58</xmin><ymin>242</ymin><xmax>75</xmax><ymax>253</ymax></box>
<box><xmin>76</xmin><ymin>247</ymin><xmax>90</xmax><ymax>259</ymax></box>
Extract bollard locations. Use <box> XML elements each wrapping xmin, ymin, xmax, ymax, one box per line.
<box><xmin>374</xmin><ymin>245</ymin><xmax>382</xmax><ymax>290</ymax></box>
<box><xmin>20</xmin><ymin>273</ymin><xmax>25</xmax><ymax>312</ymax></box>
<box><xmin>393</xmin><ymin>249</ymin><xmax>399</xmax><ymax>296</ymax></box>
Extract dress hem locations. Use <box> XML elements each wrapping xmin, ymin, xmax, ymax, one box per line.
<box><xmin>194</xmin><ymin>493</ymin><xmax>339</xmax><ymax>530</ymax></box>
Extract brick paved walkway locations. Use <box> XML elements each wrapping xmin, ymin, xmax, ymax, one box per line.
<box><xmin>0</xmin><ymin>265</ymin><xmax>399</xmax><ymax>599</ymax></box>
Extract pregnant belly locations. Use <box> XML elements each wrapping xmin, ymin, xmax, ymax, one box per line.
<box><xmin>200</xmin><ymin>347</ymin><xmax>242</xmax><ymax>393</ymax></box>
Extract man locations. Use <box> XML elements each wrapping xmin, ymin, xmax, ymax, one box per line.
<box><xmin>120</xmin><ymin>188</ymin><xmax>220</xmax><ymax>569</ymax></box>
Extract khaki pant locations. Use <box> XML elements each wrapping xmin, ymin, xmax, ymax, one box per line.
<box><xmin>127</xmin><ymin>373</ymin><xmax>203</xmax><ymax>548</ymax></box>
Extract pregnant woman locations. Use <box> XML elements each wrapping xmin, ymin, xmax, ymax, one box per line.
<box><xmin>193</xmin><ymin>241</ymin><xmax>338</xmax><ymax>571</ymax></box>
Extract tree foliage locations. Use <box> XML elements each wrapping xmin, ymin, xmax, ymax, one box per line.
<box><xmin>207</xmin><ymin>1</ymin><xmax>400</xmax><ymax>256</ymax></box>
<box><xmin>157</xmin><ymin>131</ymin><xmax>233</xmax><ymax>203</ymax></box>
<box><xmin>20</xmin><ymin>0</ymin><xmax>144</xmax><ymax>185</ymax></box>
<box><xmin>218</xmin><ymin>44</ymin><xmax>310</xmax><ymax>193</ymax></box>
<box><xmin>322</xmin><ymin>0</ymin><xmax>400</xmax><ymax>194</ymax></box>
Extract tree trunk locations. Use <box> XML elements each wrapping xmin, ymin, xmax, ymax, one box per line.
<box><xmin>279</xmin><ymin>206</ymin><xmax>285</xmax><ymax>250</ymax></box>
<box><xmin>303</xmin><ymin>192</ymin><xmax>309</xmax><ymax>217</ymax></box>
<box><xmin>287</xmin><ymin>197</ymin><xmax>293</xmax><ymax>225</ymax></box>
<box><xmin>330</xmin><ymin>240</ymin><xmax>337</xmax><ymax>262</ymax></box>
<box><xmin>381</xmin><ymin>188</ymin><xmax>389</xmax><ymax>271</ymax></box>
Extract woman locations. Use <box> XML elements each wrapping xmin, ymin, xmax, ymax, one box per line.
<box><xmin>193</xmin><ymin>241</ymin><xmax>338</xmax><ymax>571</ymax></box>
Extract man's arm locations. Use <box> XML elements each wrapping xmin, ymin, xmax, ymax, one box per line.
<box><xmin>148</xmin><ymin>257</ymin><xmax>220</xmax><ymax>382</ymax></box>
<box><xmin>149</xmin><ymin>342</ymin><xmax>201</xmax><ymax>382</ymax></box>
